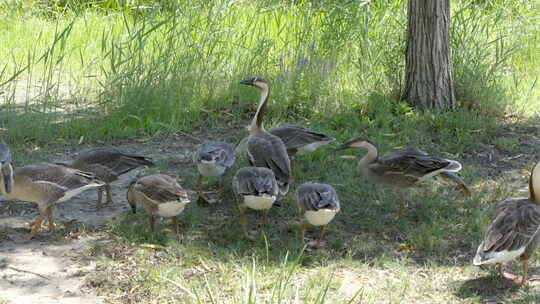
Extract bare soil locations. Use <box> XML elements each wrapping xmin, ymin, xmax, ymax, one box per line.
<box><xmin>0</xmin><ymin>136</ymin><xmax>200</xmax><ymax>304</ymax></box>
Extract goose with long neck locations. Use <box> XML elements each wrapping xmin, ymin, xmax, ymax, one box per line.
<box><xmin>240</xmin><ymin>77</ymin><xmax>292</xmax><ymax>195</ymax></box>
<box><xmin>474</xmin><ymin>161</ymin><xmax>540</xmax><ymax>285</ymax></box>
<box><xmin>336</xmin><ymin>137</ymin><xmax>470</xmax><ymax>214</ymax></box>
<box><xmin>0</xmin><ymin>143</ymin><xmax>104</xmax><ymax>240</ymax></box>
<box><xmin>246</xmin><ymin>78</ymin><xmax>270</xmax><ymax>134</ymax></box>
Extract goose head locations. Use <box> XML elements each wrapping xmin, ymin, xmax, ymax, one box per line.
<box><xmin>0</xmin><ymin>142</ymin><xmax>13</xmax><ymax>194</ymax></box>
<box><xmin>241</xmin><ymin>77</ymin><xmax>271</xmax><ymax>134</ymax></box>
<box><xmin>240</xmin><ymin>77</ymin><xmax>269</xmax><ymax>91</ymax></box>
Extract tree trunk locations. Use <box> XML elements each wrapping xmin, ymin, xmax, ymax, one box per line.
<box><xmin>405</xmin><ymin>0</ymin><xmax>455</xmax><ymax>110</ymax></box>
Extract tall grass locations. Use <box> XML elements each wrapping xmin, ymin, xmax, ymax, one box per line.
<box><xmin>0</xmin><ymin>0</ymin><xmax>538</xmax><ymax>144</ymax></box>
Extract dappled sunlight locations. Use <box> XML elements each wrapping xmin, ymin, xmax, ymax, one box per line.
<box><xmin>0</xmin><ymin>0</ymin><xmax>538</xmax><ymax>303</ymax></box>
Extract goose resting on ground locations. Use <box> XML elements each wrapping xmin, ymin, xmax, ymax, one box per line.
<box><xmin>473</xmin><ymin>160</ymin><xmax>540</xmax><ymax>285</ymax></box>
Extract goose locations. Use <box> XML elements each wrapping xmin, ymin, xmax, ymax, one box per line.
<box><xmin>193</xmin><ymin>141</ymin><xmax>236</xmax><ymax>204</ymax></box>
<box><xmin>268</xmin><ymin>125</ymin><xmax>335</xmax><ymax>157</ymax></box>
<box><xmin>127</xmin><ymin>174</ymin><xmax>190</xmax><ymax>234</ymax></box>
<box><xmin>337</xmin><ymin>137</ymin><xmax>470</xmax><ymax>214</ymax></box>
<box><xmin>0</xmin><ymin>143</ymin><xmax>104</xmax><ymax>240</ymax></box>
<box><xmin>239</xmin><ymin>77</ymin><xmax>292</xmax><ymax>195</ymax></box>
<box><xmin>236</xmin><ymin>125</ymin><xmax>335</xmax><ymax>158</ymax></box>
<box><xmin>232</xmin><ymin>167</ymin><xmax>279</xmax><ymax>239</ymax></box>
<box><xmin>473</xmin><ymin>160</ymin><xmax>540</xmax><ymax>285</ymax></box>
<box><xmin>66</xmin><ymin>147</ymin><xmax>154</xmax><ymax>208</ymax></box>
<box><xmin>297</xmin><ymin>183</ymin><xmax>340</xmax><ymax>248</ymax></box>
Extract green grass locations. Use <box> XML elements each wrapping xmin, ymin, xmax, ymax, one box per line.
<box><xmin>1</xmin><ymin>0</ymin><xmax>540</xmax><ymax>303</ymax></box>
<box><xmin>0</xmin><ymin>0</ymin><xmax>538</xmax><ymax>145</ymax></box>
<box><xmin>73</xmin><ymin>110</ymin><xmax>539</xmax><ymax>303</ymax></box>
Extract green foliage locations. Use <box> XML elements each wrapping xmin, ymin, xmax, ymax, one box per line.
<box><xmin>1</xmin><ymin>0</ymin><xmax>537</xmax><ymax>143</ymax></box>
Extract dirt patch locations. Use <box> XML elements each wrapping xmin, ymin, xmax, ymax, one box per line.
<box><xmin>0</xmin><ymin>137</ymin><xmax>201</xmax><ymax>304</ymax></box>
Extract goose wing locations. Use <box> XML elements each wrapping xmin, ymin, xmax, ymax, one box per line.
<box><xmin>297</xmin><ymin>183</ymin><xmax>340</xmax><ymax>212</ymax></box>
<box><xmin>74</xmin><ymin>147</ymin><xmax>154</xmax><ymax>176</ymax></box>
<box><xmin>133</xmin><ymin>174</ymin><xmax>187</xmax><ymax>203</ymax></box>
<box><xmin>480</xmin><ymin>199</ymin><xmax>540</xmax><ymax>256</ymax></box>
<box><xmin>16</xmin><ymin>164</ymin><xmax>98</xmax><ymax>190</ymax></box>
<box><xmin>268</xmin><ymin>125</ymin><xmax>335</xmax><ymax>150</ymax></box>
<box><xmin>372</xmin><ymin>147</ymin><xmax>457</xmax><ymax>180</ymax></box>
<box><xmin>232</xmin><ymin>167</ymin><xmax>279</xmax><ymax>196</ymax></box>
<box><xmin>247</xmin><ymin>134</ymin><xmax>291</xmax><ymax>188</ymax></box>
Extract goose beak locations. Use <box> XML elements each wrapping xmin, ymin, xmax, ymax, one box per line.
<box><xmin>240</xmin><ymin>78</ymin><xmax>255</xmax><ymax>86</ymax></box>
<box><xmin>335</xmin><ymin>143</ymin><xmax>351</xmax><ymax>151</ymax></box>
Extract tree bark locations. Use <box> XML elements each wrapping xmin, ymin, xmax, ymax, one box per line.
<box><xmin>405</xmin><ymin>0</ymin><xmax>455</xmax><ymax>110</ymax></box>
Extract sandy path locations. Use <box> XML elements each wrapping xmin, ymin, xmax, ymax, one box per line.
<box><xmin>0</xmin><ymin>170</ymin><xmax>139</xmax><ymax>304</ymax></box>
<box><xmin>0</xmin><ymin>137</ymin><xmax>211</xmax><ymax>304</ymax></box>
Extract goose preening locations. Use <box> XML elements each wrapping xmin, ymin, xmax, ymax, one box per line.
<box><xmin>193</xmin><ymin>141</ymin><xmax>235</xmax><ymax>205</ymax></box>
<box><xmin>473</xmin><ymin>161</ymin><xmax>540</xmax><ymax>285</ymax></box>
<box><xmin>67</xmin><ymin>147</ymin><xmax>154</xmax><ymax>208</ymax></box>
<box><xmin>127</xmin><ymin>174</ymin><xmax>190</xmax><ymax>234</ymax></box>
<box><xmin>232</xmin><ymin>167</ymin><xmax>279</xmax><ymax>239</ymax></box>
<box><xmin>337</xmin><ymin>137</ymin><xmax>470</xmax><ymax>214</ymax></box>
<box><xmin>268</xmin><ymin>125</ymin><xmax>335</xmax><ymax>157</ymax></box>
<box><xmin>296</xmin><ymin>183</ymin><xmax>340</xmax><ymax>248</ymax></box>
<box><xmin>239</xmin><ymin>77</ymin><xmax>292</xmax><ymax>195</ymax></box>
<box><xmin>0</xmin><ymin>143</ymin><xmax>104</xmax><ymax>240</ymax></box>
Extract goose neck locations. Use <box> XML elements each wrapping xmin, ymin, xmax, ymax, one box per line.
<box><xmin>249</xmin><ymin>84</ymin><xmax>269</xmax><ymax>135</ymax></box>
<box><xmin>357</xmin><ymin>142</ymin><xmax>378</xmax><ymax>173</ymax></box>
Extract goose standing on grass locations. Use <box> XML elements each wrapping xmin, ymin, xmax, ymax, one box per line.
<box><xmin>193</xmin><ymin>141</ymin><xmax>235</xmax><ymax>205</ymax></box>
<box><xmin>268</xmin><ymin>125</ymin><xmax>335</xmax><ymax>157</ymax></box>
<box><xmin>336</xmin><ymin>137</ymin><xmax>470</xmax><ymax>214</ymax></box>
<box><xmin>239</xmin><ymin>77</ymin><xmax>292</xmax><ymax>195</ymax></box>
<box><xmin>297</xmin><ymin>183</ymin><xmax>340</xmax><ymax>248</ymax></box>
<box><xmin>127</xmin><ymin>174</ymin><xmax>190</xmax><ymax>234</ymax></box>
<box><xmin>67</xmin><ymin>147</ymin><xmax>154</xmax><ymax>208</ymax></box>
<box><xmin>0</xmin><ymin>142</ymin><xmax>104</xmax><ymax>240</ymax></box>
<box><xmin>473</xmin><ymin>161</ymin><xmax>540</xmax><ymax>285</ymax></box>
<box><xmin>232</xmin><ymin>167</ymin><xmax>279</xmax><ymax>239</ymax></box>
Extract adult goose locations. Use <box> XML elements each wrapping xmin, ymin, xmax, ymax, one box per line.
<box><xmin>473</xmin><ymin>161</ymin><xmax>540</xmax><ymax>285</ymax></box>
<box><xmin>193</xmin><ymin>141</ymin><xmax>235</xmax><ymax>204</ymax></box>
<box><xmin>0</xmin><ymin>143</ymin><xmax>104</xmax><ymax>240</ymax></box>
<box><xmin>67</xmin><ymin>147</ymin><xmax>154</xmax><ymax>208</ymax></box>
<box><xmin>240</xmin><ymin>77</ymin><xmax>292</xmax><ymax>195</ymax></box>
<box><xmin>127</xmin><ymin>174</ymin><xmax>190</xmax><ymax>234</ymax></box>
<box><xmin>337</xmin><ymin>137</ymin><xmax>470</xmax><ymax>214</ymax></box>
<box><xmin>297</xmin><ymin>183</ymin><xmax>340</xmax><ymax>248</ymax></box>
<box><xmin>268</xmin><ymin>125</ymin><xmax>335</xmax><ymax>157</ymax></box>
<box><xmin>232</xmin><ymin>167</ymin><xmax>279</xmax><ymax>239</ymax></box>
